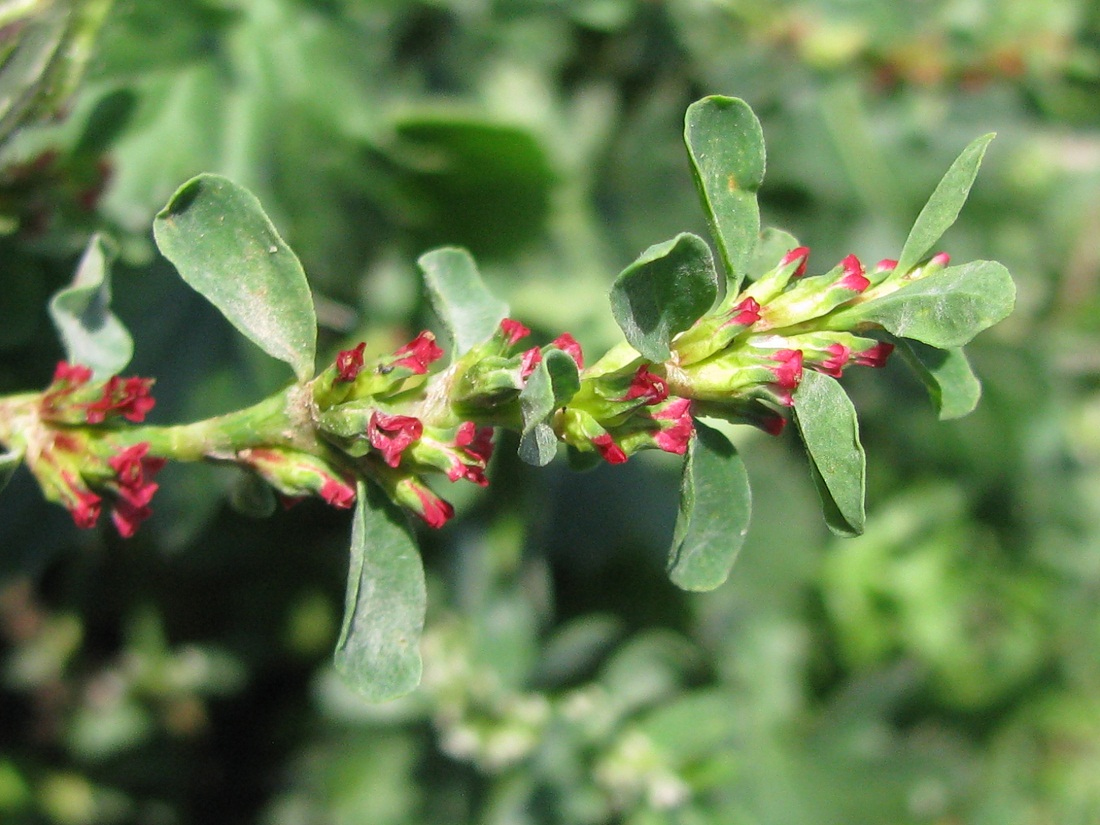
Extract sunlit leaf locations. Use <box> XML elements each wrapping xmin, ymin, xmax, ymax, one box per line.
<box><xmin>897</xmin><ymin>339</ymin><xmax>982</xmax><ymax>420</ymax></box>
<box><xmin>418</xmin><ymin>247</ymin><xmax>509</xmax><ymax>355</ymax></box>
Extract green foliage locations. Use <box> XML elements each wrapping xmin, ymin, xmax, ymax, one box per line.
<box><xmin>153</xmin><ymin>174</ymin><xmax>318</xmax><ymax>383</ymax></box>
<box><xmin>896</xmin><ymin>340</ymin><xmax>982</xmax><ymax>420</ymax></box>
<box><xmin>418</xmin><ymin>247</ymin><xmax>510</xmax><ymax>355</ymax></box>
<box><xmin>609</xmin><ymin>232</ymin><xmax>718</xmax><ymax>361</ymax></box>
<box><xmin>519</xmin><ymin>349</ymin><xmax>581</xmax><ymax>467</ymax></box>
<box><xmin>684</xmin><ymin>95</ymin><xmax>766</xmax><ymax>290</ymax></box>
<box><xmin>48</xmin><ymin>233</ymin><xmax>132</xmax><ymax>379</ymax></box>
<box><xmin>334</xmin><ymin>481</ymin><xmax>425</xmax><ymax>702</ymax></box>
<box><xmin>792</xmin><ymin>371</ymin><xmax>866</xmax><ymax>537</ymax></box>
<box><xmin>668</xmin><ymin>419</ymin><xmax>751</xmax><ymax>590</ymax></box>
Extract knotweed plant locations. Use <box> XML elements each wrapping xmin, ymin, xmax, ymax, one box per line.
<box><xmin>0</xmin><ymin>97</ymin><xmax>1014</xmax><ymax>700</ymax></box>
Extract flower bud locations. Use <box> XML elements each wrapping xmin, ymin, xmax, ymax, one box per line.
<box><xmin>237</xmin><ymin>447</ymin><xmax>356</xmax><ymax>510</ymax></box>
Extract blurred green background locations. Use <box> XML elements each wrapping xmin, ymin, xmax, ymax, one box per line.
<box><xmin>2</xmin><ymin>1</ymin><xmax>1099</xmax><ymax>823</ymax></box>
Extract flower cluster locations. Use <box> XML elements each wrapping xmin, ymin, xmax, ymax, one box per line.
<box><xmin>40</xmin><ymin>362</ymin><xmax>156</xmax><ymax>426</ymax></box>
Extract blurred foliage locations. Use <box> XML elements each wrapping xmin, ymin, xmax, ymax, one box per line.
<box><xmin>2</xmin><ymin>0</ymin><xmax>1100</xmax><ymax>823</ymax></box>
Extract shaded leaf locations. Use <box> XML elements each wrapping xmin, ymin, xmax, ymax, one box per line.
<box><xmin>49</xmin><ymin>233</ymin><xmax>133</xmax><ymax>379</ymax></box>
<box><xmin>897</xmin><ymin>340</ymin><xmax>982</xmax><ymax>420</ymax></box>
<box><xmin>335</xmin><ymin>481</ymin><xmax>426</xmax><ymax>702</ymax></box>
<box><xmin>668</xmin><ymin>419</ymin><xmax>751</xmax><ymax>591</ymax></box>
<box><xmin>418</xmin><ymin>247</ymin><xmax>509</xmax><ymax>355</ymax></box>
<box><xmin>684</xmin><ymin>96</ymin><xmax>766</xmax><ymax>291</ymax></box>
<box><xmin>609</xmin><ymin>233</ymin><xmax>718</xmax><ymax>362</ymax></box>
<box><xmin>153</xmin><ymin>174</ymin><xmax>318</xmax><ymax>383</ymax></box>
<box><xmin>793</xmin><ymin>371</ymin><xmax>865</xmax><ymax>536</ymax></box>
<box><xmin>518</xmin><ymin>349</ymin><xmax>580</xmax><ymax>467</ymax></box>
<box><xmin>829</xmin><ymin>261</ymin><xmax>1015</xmax><ymax>348</ymax></box>
<box><xmin>896</xmin><ymin>134</ymin><xmax>995</xmax><ymax>276</ymax></box>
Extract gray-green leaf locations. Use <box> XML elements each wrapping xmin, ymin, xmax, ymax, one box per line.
<box><xmin>609</xmin><ymin>233</ymin><xmax>718</xmax><ymax>362</ymax></box>
<box><xmin>153</xmin><ymin>174</ymin><xmax>318</xmax><ymax>383</ymax></box>
<box><xmin>793</xmin><ymin>371</ymin><xmax>865</xmax><ymax>537</ymax></box>
<box><xmin>829</xmin><ymin>261</ymin><xmax>1015</xmax><ymax>349</ymax></box>
<box><xmin>897</xmin><ymin>339</ymin><xmax>982</xmax><ymax>420</ymax></box>
<box><xmin>684</xmin><ymin>96</ymin><xmax>766</xmax><ymax>292</ymax></box>
<box><xmin>668</xmin><ymin>419</ymin><xmax>751</xmax><ymax>591</ymax></box>
<box><xmin>895</xmin><ymin>134</ymin><xmax>995</xmax><ymax>277</ymax></box>
<box><xmin>418</xmin><ymin>247</ymin><xmax>509</xmax><ymax>355</ymax></box>
<box><xmin>335</xmin><ymin>481</ymin><xmax>426</xmax><ymax>701</ymax></box>
<box><xmin>518</xmin><ymin>349</ymin><xmax>580</xmax><ymax>467</ymax></box>
<box><xmin>49</xmin><ymin>233</ymin><xmax>133</xmax><ymax>379</ymax></box>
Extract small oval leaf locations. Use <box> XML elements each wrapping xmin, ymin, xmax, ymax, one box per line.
<box><xmin>668</xmin><ymin>419</ymin><xmax>751</xmax><ymax>591</ymax></box>
<box><xmin>684</xmin><ymin>96</ymin><xmax>766</xmax><ymax>291</ymax></box>
<box><xmin>49</xmin><ymin>233</ymin><xmax>133</xmax><ymax>379</ymax></box>
<box><xmin>153</xmin><ymin>174</ymin><xmax>318</xmax><ymax>383</ymax></box>
<box><xmin>610</xmin><ymin>233</ymin><xmax>718</xmax><ymax>362</ymax></box>
<box><xmin>418</xmin><ymin>247</ymin><xmax>509</xmax><ymax>355</ymax></box>
<box><xmin>334</xmin><ymin>481</ymin><xmax>426</xmax><ymax>701</ymax></box>
<box><xmin>896</xmin><ymin>134</ymin><xmax>995</xmax><ymax>277</ymax></box>
<box><xmin>792</xmin><ymin>371</ymin><xmax>866</xmax><ymax>537</ymax></box>
<box><xmin>518</xmin><ymin>349</ymin><xmax>580</xmax><ymax>467</ymax></box>
<box><xmin>896</xmin><ymin>340</ymin><xmax>982</xmax><ymax>420</ymax></box>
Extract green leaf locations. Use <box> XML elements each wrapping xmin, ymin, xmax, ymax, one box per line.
<box><xmin>684</xmin><ymin>96</ymin><xmax>766</xmax><ymax>292</ymax></box>
<box><xmin>792</xmin><ymin>371</ymin><xmax>865</xmax><ymax>537</ymax></box>
<box><xmin>1</xmin><ymin>448</ymin><xmax>21</xmax><ymax>495</ymax></box>
<box><xmin>418</xmin><ymin>247</ymin><xmax>509</xmax><ymax>355</ymax></box>
<box><xmin>895</xmin><ymin>134</ymin><xmax>995</xmax><ymax>276</ymax></box>
<box><xmin>518</xmin><ymin>349</ymin><xmax>580</xmax><ymax>467</ymax></box>
<box><xmin>668</xmin><ymin>419</ymin><xmax>751</xmax><ymax>591</ymax></box>
<box><xmin>153</xmin><ymin>174</ymin><xmax>318</xmax><ymax>383</ymax></box>
<box><xmin>896</xmin><ymin>339</ymin><xmax>982</xmax><ymax>420</ymax></box>
<box><xmin>48</xmin><ymin>233</ymin><xmax>133</xmax><ymax>379</ymax></box>
<box><xmin>829</xmin><ymin>261</ymin><xmax>1015</xmax><ymax>349</ymax></box>
<box><xmin>748</xmin><ymin>227</ymin><xmax>800</xmax><ymax>280</ymax></box>
<box><xmin>609</xmin><ymin>233</ymin><xmax>718</xmax><ymax>362</ymax></box>
<box><xmin>334</xmin><ymin>481</ymin><xmax>426</xmax><ymax>702</ymax></box>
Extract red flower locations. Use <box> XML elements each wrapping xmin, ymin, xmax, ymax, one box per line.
<box><xmin>769</xmin><ymin>349</ymin><xmax>803</xmax><ymax>389</ymax></box>
<box><xmin>500</xmin><ymin>319</ymin><xmax>531</xmax><ymax>346</ymax></box>
<box><xmin>818</xmin><ymin>343</ymin><xmax>851</xmax><ymax>378</ymax></box>
<box><xmin>854</xmin><ymin>341</ymin><xmax>894</xmax><ymax>368</ymax></box>
<box><xmin>781</xmin><ymin>246</ymin><xmax>810</xmax><ymax>278</ymax></box>
<box><xmin>623</xmin><ymin>365</ymin><xmax>669</xmax><ymax>405</ymax></box>
<box><xmin>320</xmin><ymin>478</ymin><xmax>356</xmax><ymax>509</ymax></box>
<box><xmin>64</xmin><ymin>474</ymin><xmax>103</xmax><ymax>529</ymax></box>
<box><xmin>874</xmin><ymin>259</ymin><xmax>898</xmax><ymax>274</ymax></box>
<box><xmin>760</xmin><ymin>413</ymin><xmax>786</xmax><ymax>436</ymax></box>
<box><xmin>725</xmin><ymin>297</ymin><xmax>761</xmax><ymax>328</ymax></box>
<box><xmin>651</xmin><ymin>397</ymin><xmax>694</xmax><ymax>455</ymax></box>
<box><xmin>399</xmin><ymin>480</ymin><xmax>454</xmax><ymax>529</ymax></box>
<box><xmin>592</xmin><ymin>433</ymin><xmax>628</xmax><ymax>465</ymax></box>
<box><xmin>53</xmin><ymin>362</ymin><xmax>93</xmax><ymax>387</ymax></box>
<box><xmin>107</xmin><ymin>442</ymin><xmax>165</xmax><ymax>536</ymax></box>
<box><xmin>551</xmin><ymin>333</ymin><xmax>585</xmax><ymax>369</ymax></box>
<box><xmin>335</xmin><ymin>342</ymin><xmax>366</xmax><ymax>382</ymax></box>
<box><xmin>84</xmin><ymin>376</ymin><xmax>156</xmax><ymax>424</ymax></box>
<box><xmin>393</xmin><ymin>331</ymin><xmax>443</xmax><ymax>374</ymax></box>
<box><xmin>520</xmin><ymin>346</ymin><xmax>543</xmax><ymax>379</ymax></box>
<box><xmin>838</xmin><ymin>254</ymin><xmax>870</xmax><ymax>293</ymax></box>
<box><xmin>368</xmin><ymin>412</ymin><xmax>423</xmax><ymax>468</ymax></box>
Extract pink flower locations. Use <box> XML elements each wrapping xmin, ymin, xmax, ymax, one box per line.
<box><xmin>53</xmin><ymin>362</ymin><xmax>93</xmax><ymax>387</ymax></box>
<box><xmin>853</xmin><ymin>341</ymin><xmax>894</xmax><ymax>368</ymax></box>
<box><xmin>874</xmin><ymin>259</ymin><xmax>898</xmax><ymax>274</ymax></box>
<box><xmin>725</xmin><ymin>297</ymin><xmax>761</xmax><ymax>328</ymax></box>
<box><xmin>838</xmin><ymin>254</ymin><xmax>870</xmax><ymax>293</ymax></box>
<box><xmin>818</xmin><ymin>343</ymin><xmax>851</xmax><ymax>378</ymax></box>
<box><xmin>500</xmin><ymin>319</ymin><xmax>531</xmax><ymax>346</ymax></box>
<box><xmin>930</xmin><ymin>252</ymin><xmax>951</xmax><ymax>268</ymax></box>
<box><xmin>392</xmin><ymin>331</ymin><xmax>444</xmax><ymax>375</ymax></box>
<box><xmin>651</xmin><ymin>397</ymin><xmax>694</xmax><ymax>455</ymax></box>
<box><xmin>592</xmin><ymin>433</ymin><xmax>628</xmax><ymax>465</ymax></box>
<box><xmin>65</xmin><ymin>475</ymin><xmax>102</xmax><ymax>529</ymax></box>
<box><xmin>367</xmin><ymin>412</ymin><xmax>424</xmax><ymax>468</ymax></box>
<box><xmin>781</xmin><ymin>246</ymin><xmax>810</xmax><ymax>278</ymax></box>
<box><xmin>335</xmin><ymin>342</ymin><xmax>366</xmax><ymax>382</ymax></box>
<box><xmin>623</xmin><ymin>365</ymin><xmax>669</xmax><ymax>405</ymax></box>
<box><xmin>520</xmin><ymin>346</ymin><xmax>543</xmax><ymax>379</ymax></box>
<box><xmin>456</xmin><ymin>421</ymin><xmax>494</xmax><ymax>466</ymax></box>
<box><xmin>399</xmin><ymin>480</ymin><xmax>454</xmax><ymax>529</ymax></box>
<box><xmin>84</xmin><ymin>376</ymin><xmax>156</xmax><ymax>424</ymax></box>
<box><xmin>320</xmin><ymin>478</ymin><xmax>356</xmax><ymax>509</ymax></box>
<box><xmin>551</xmin><ymin>333</ymin><xmax>585</xmax><ymax>369</ymax></box>
<box><xmin>770</xmin><ymin>349</ymin><xmax>803</xmax><ymax>389</ymax></box>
